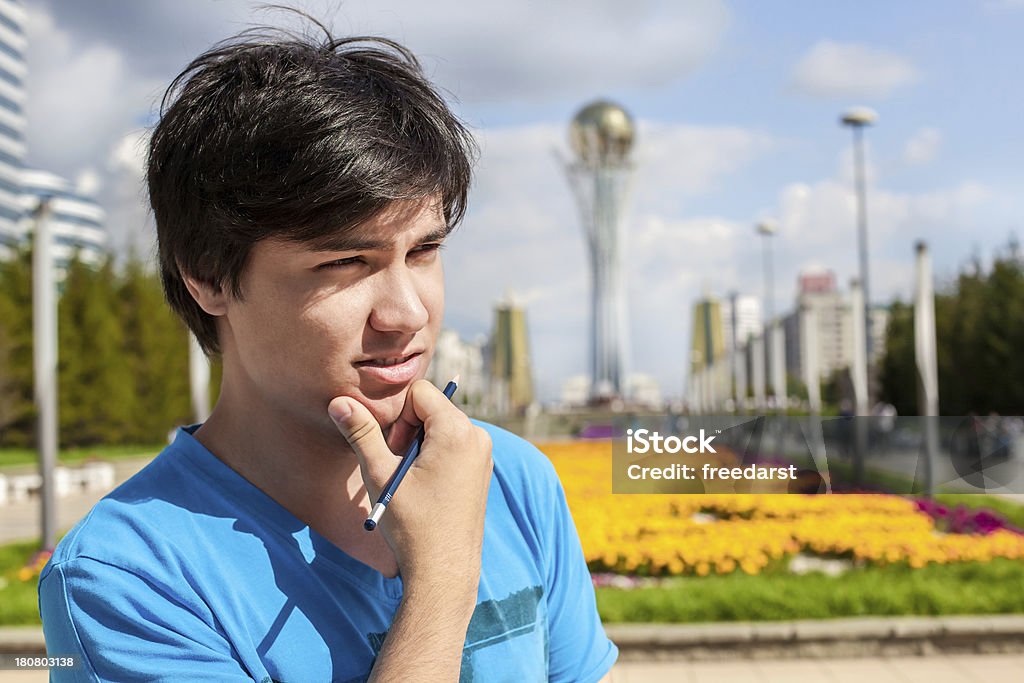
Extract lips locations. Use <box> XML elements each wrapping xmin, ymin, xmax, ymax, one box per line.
<box><xmin>354</xmin><ymin>352</ymin><xmax>423</xmax><ymax>384</ymax></box>
<box><xmin>355</xmin><ymin>352</ymin><xmax>420</xmax><ymax>367</ymax></box>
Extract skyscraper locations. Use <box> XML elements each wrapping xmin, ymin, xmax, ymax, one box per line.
<box><xmin>691</xmin><ymin>296</ymin><xmax>726</xmax><ymax>372</ymax></box>
<box><xmin>783</xmin><ymin>269</ymin><xmax>851</xmax><ymax>383</ymax></box>
<box><xmin>689</xmin><ymin>295</ymin><xmax>733</xmax><ymax>411</ymax></box>
<box><xmin>15</xmin><ymin>170</ymin><xmax>108</xmax><ymax>275</ymax></box>
<box><xmin>428</xmin><ymin>329</ymin><xmax>485</xmax><ymax>412</ymax></box>
<box><xmin>0</xmin><ymin>0</ymin><xmax>26</xmax><ymax>257</ymax></box>
<box><xmin>563</xmin><ymin>99</ymin><xmax>635</xmax><ymax>402</ymax></box>
<box><xmin>720</xmin><ymin>295</ymin><xmax>761</xmax><ymax>354</ymax></box>
<box><xmin>488</xmin><ymin>298</ymin><xmax>534</xmax><ymax>415</ymax></box>
<box><xmin>783</xmin><ymin>268</ymin><xmax>888</xmax><ymax>383</ymax></box>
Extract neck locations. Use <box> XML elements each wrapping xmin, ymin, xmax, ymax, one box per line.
<box><xmin>192</xmin><ymin>361</ymin><xmax>370</xmax><ymax>545</ymax></box>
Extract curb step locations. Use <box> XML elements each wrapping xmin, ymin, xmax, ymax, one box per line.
<box><xmin>4</xmin><ymin>615</ymin><xmax>1024</xmax><ymax>660</ymax></box>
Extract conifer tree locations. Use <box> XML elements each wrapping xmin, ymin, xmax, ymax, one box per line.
<box><xmin>880</xmin><ymin>239</ymin><xmax>1024</xmax><ymax>415</ymax></box>
<box><xmin>0</xmin><ymin>245</ymin><xmax>35</xmax><ymax>446</ymax></box>
<box><xmin>58</xmin><ymin>253</ymin><xmax>134</xmax><ymax>445</ymax></box>
<box><xmin>118</xmin><ymin>253</ymin><xmax>191</xmax><ymax>442</ymax></box>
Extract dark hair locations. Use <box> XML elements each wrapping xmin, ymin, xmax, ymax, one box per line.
<box><xmin>148</xmin><ymin>18</ymin><xmax>476</xmax><ymax>356</ymax></box>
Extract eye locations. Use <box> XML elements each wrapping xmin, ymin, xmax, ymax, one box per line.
<box><xmin>318</xmin><ymin>256</ymin><xmax>364</xmax><ymax>270</ymax></box>
<box><xmin>410</xmin><ymin>242</ymin><xmax>445</xmax><ymax>258</ymax></box>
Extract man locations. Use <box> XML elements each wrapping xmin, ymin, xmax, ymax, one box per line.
<box><xmin>38</xmin><ymin>18</ymin><xmax>618</xmax><ymax>683</ymax></box>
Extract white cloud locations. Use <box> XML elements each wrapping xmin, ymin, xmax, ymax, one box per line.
<box><xmin>108</xmin><ymin>130</ymin><xmax>149</xmax><ymax>178</ymax></box>
<box><xmin>26</xmin><ymin>0</ymin><xmax>733</xmax><ymax>269</ymax></box>
<box><xmin>24</xmin><ymin>5</ymin><xmax>162</xmax><ymax>176</ymax></box>
<box><xmin>25</xmin><ymin>1</ymin><xmax>1017</xmax><ymax>404</ymax></box>
<box><xmin>777</xmin><ymin>178</ymin><xmax>993</xmax><ymax>305</ymax></box>
<box><xmin>902</xmin><ymin>127</ymin><xmax>942</xmax><ymax>166</ymax></box>
<box><xmin>442</xmin><ymin>120</ymin><xmax>776</xmax><ymax>400</ymax></box>
<box><xmin>98</xmin><ymin>130</ymin><xmax>155</xmax><ymax>259</ymax></box>
<box><xmin>74</xmin><ymin>168</ymin><xmax>102</xmax><ymax>196</ymax></box>
<box><xmin>634</xmin><ymin>123</ymin><xmax>777</xmax><ymax>203</ymax></box>
<box><xmin>25</xmin><ymin>5</ymin><xmax>163</xmax><ymax>257</ymax></box>
<box><xmin>38</xmin><ymin>0</ymin><xmax>731</xmax><ymax>105</ymax></box>
<box><xmin>836</xmin><ymin>140</ymin><xmax>879</xmax><ymax>186</ymax></box>
<box><xmin>792</xmin><ymin>40</ymin><xmax>919</xmax><ymax>98</ymax></box>
<box><xmin>343</xmin><ymin>0</ymin><xmax>733</xmax><ymax>102</ymax></box>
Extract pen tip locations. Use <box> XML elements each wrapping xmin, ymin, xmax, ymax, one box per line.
<box><xmin>451</xmin><ymin>374</ymin><xmax>460</xmax><ymax>384</ymax></box>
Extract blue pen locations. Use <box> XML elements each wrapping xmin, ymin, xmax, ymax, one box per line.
<box><xmin>364</xmin><ymin>375</ymin><xmax>459</xmax><ymax>531</ymax></box>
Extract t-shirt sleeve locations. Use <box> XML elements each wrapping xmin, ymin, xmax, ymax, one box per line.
<box><xmin>39</xmin><ymin>558</ymin><xmax>254</xmax><ymax>682</ymax></box>
<box><xmin>539</xmin><ymin>460</ymin><xmax>618</xmax><ymax>682</ymax></box>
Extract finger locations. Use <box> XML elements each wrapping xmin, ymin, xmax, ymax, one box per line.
<box><xmin>328</xmin><ymin>396</ymin><xmax>397</xmax><ymax>494</ymax></box>
<box><xmin>385</xmin><ymin>395</ymin><xmax>423</xmax><ymax>455</ymax></box>
<box><xmin>385</xmin><ymin>380</ymin><xmax>453</xmax><ymax>452</ymax></box>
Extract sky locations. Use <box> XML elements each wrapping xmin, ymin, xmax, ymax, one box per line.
<box><xmin>23</xmin><ymin>0</ymin><xmax>1024</xmax><ymax>402</ymax></box>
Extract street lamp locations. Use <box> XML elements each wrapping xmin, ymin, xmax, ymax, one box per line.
<box><xmin>840</xmin><ymin>106</ymin><xmax>878</xmax><ymax>395</ymax></box>
<box><xmin>31</xmin><ymin>198</ymin><xmax>58</xmax><ymax>552</ymax></box>
<box><xmin>756</xmin><ymin>220</ymin><xmax>784</xmax><ymax>410</ymax></box>
<box><xmin>756</xmin><ymin>220</ymin><xmax>777</xmax><ymax>324</ymax></box>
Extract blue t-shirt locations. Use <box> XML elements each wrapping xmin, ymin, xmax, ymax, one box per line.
<box><xmin>39</xmin><ymin>422</ymin><xmax>617</xmax><ymax>682</ymax></box>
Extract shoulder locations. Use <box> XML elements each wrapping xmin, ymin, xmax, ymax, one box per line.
<box><xmin>44</xmin><ymin>434</ymin><xmax>211</xmax><ymax>579</ymax></box>
<box><xmin>473</xmin><ymin>420</ymin><xmax>560</xmax><ymax>489</ymax></box>
<box><xmin>471</xmin><ymin>421</ymin><xmax>569</xmax><ymax>532</ymax></box>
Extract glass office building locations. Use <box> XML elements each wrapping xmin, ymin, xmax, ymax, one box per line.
<box><xmin>0</xmin><ymin>0</ymin><xmax>26</xmax><ymax>257</ymax></box>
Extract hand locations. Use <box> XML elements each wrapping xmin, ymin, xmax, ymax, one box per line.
<box><xmin>328</xmin><ymin>380</ymin><xmax>493</xmax><ymax>592</ymax></box>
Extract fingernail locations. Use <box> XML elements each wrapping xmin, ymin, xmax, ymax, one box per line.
<box><xmin>329</xmin><ymin>398</ymin><xmax>352</xmax><ymax>423</ymax></box>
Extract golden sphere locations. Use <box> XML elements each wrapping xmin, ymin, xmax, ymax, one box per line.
<box><xmin>570</xmin><ymin>99</ymin><xmax>635</xmax><ymax>164</ymax></box>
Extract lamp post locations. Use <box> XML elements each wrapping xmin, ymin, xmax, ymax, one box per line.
<box><xmin>757</xmin><ymin>220</ymin><xmax>777</xmax><ymax>326</ymax></box>
<box><xmin>728</xmin><ymin>290</ymin><xmax>741</xmax><ymax>413</ymax></box>
<box><xmin>757</xmin><ymin>220</ymin><xmax>784</xmax><ymax>411</ymax></box>
<box><xmin>32</xmin><ymin>198</ymin><xmax>58</xmax><ymax>552</ymax></box>
<box><xmin>841</xmin><ymin>106</ymin><xmax>878</xmax><ymax>408</ymax></box>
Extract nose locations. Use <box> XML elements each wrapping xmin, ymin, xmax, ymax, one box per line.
<box><xmin>368</xmin><ymin>266</ymin><xmax>430</xmax><ymax>334</ymax></box>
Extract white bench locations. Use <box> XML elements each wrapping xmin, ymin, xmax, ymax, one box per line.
<box><xmin>1</xmin><ymin>462</ymin><xmax>117</xmax><ymax>504</ymax></box>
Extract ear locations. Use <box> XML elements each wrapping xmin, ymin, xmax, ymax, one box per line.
<box><xmin>181</xmin><ymin>272</ymin><xmax>229</xmax><ymax>317</ymax></box>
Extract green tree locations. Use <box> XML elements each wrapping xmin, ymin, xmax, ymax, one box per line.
<box><xmin>0</xmin><ymin>245</ymin><xmax>34</xmax><ymax>446</ymax></box>
<box><xmin>58</xmin><ymin>253</ymin><xmax>135</xmax><ymax>445</ymax></box>
<box><xmin>118</xmin><ymin>254</ymin><xmax>192</xmax><ymax>442</ymax></box>
<box><xmin>878</xmin><ymin>300</ymin><xmax>916</xmax><ymax>416</ymax></box>
<box><xmin>983</xmin><ymin>254</ymin><xmax>1024</xmax><ymax>412</ymax></box>
<box><xmin>879</xmin><ymin>240</ymin><xmax>1024</xmax><ymax>415</ymax></box>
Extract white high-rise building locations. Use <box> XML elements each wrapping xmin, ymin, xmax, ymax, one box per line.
<box><xmin>0</xmin><ymin>0</ymin><xmax>26</xmax><ymax>256</ymax></box>
<box><xmin>427</xmin><ymin>329</ymin><xmax>486</xmax><ymax>412</ymax></box>
<box><xmin>783</xmin><ymin>268</ymin><xmax>889</xmax><ymax>384</ymax></box>
<box><xmin>869</xmin><ymin>305</ymin><xmax>889</xmax><ymax>365</ymax></box>
<box><xmin>721</xmin><ymin>295</ymin><xmax>761</xmax><ymax>352</ymax></box>
<box><xmin>784</xmin><ymin>269</ymin><xmax>850</xmax><ymax>383</ymax></box>
<box><xmin>0</xmin><ymin>5</ymin><xmax>108</xmax><ymax>274</ymax></box>
<box><xmin>626</xmin><ymin>373</ymin><xmax>662</xmax><ymax>409</ymax></box>
<box><xmin>13</xmin><ymin>170</ymin><xmax>107</xmax><ymax>274</ymax></box>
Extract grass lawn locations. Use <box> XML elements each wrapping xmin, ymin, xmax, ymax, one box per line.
<box><xmin>596</xmin><ymin>559</ymin><xmax>1024</xmax><ymax>623</ymax></box>
<box><xmin>0</xmin><ymin>539</ymin><xmax>48</xmax><ymax>626</ymax></box>
<box><xmin>0</xmin><ymin>444</ymin><xmax>162</xmax><ymax>470</ymax></box>
<box><xmin>4</xmin><ymin>535</ymin><xmax>1024</xmax><ymax>626</ymax></box>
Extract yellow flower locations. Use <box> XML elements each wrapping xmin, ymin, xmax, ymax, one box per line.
<box><xmin>534</xmin><ymin>439</ymin><xmax>1024</xmax><ymax>577</ymax></box>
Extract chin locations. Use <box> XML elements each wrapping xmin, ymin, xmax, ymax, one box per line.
<box><xmin>362</xmin><ymin>388</ymin><xmax>413</xmax><ymax>429</ymax></box>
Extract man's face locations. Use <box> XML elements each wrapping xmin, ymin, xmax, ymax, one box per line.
<box><xmin>217</xmin><ymin>198</ymin><xmax>447</xmax><ymax>440</ymax></box>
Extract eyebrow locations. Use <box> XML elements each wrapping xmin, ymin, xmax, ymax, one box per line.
<box><xmin>305</xmin><ymin>224</ymin><xmax>453</xmax><ymax>253</ymax></box>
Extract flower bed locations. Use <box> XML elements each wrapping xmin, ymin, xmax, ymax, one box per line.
<box><xmin>536</xmin><ymin>439</ymin><xmax>1024</xmax><ymax>577</ymax></box>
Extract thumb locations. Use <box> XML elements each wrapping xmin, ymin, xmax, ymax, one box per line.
<box><xmin>328</xmin><ymin>396</ymin><xmax>396</xmax><ymax>496</ymax></box>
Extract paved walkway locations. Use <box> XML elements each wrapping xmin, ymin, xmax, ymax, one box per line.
<box><xmin>613</xmin><ymin>654</ymin><xmax>1024</xmax><ymax>682</ymax></box>
<box><xmin>2</xmin><ymin>654</ymin><xmax>1023</xmax><ymax>682</ymax></box>
<box><xmin>0</xmin><ymin>458</ymin><xmax>151</xmax><ymax>544</ymax></box>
